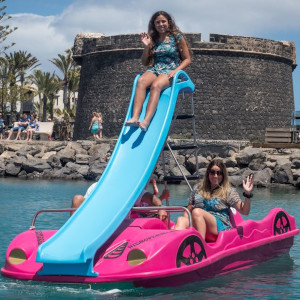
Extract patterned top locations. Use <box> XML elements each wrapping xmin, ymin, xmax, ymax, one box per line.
<box><xmin>147</xmin><ymin>33</ymin><xmax>183</xmax><ymax>75</ymax></box>
<box><xmin>188</xmin><ymin>187</ymin><xmax>241</xmax><ymax>230</ymax></box>
<box><xmin>0</xmin><ymin>118</ymin><xmax>4</xmax><ymax>128</ymax></box>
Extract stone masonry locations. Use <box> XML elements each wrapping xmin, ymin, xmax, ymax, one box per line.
<box><xmin>72</xmin><ymin>33</ymin><xmax>297</xmax><ymax>141</ymax></box>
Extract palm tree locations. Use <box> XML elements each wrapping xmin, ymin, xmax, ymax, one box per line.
<box><xmin>0</xmin><ymin>1</ymin><xmax>17</xmax><ymax>54</ymax></box>
<box><xmin>5</xmin><ymin>50</ymin><xmax>40</xmax><ymax>113</ymax></box>
<box><xmin>29</xmin><ymin>70</ymin><xmax>60</xmax><ymax>121</ymax></box>
<box><xmin>50</xmin><ymin>49</ymin><xmax>76</xmax><ymax>110</ymax></box>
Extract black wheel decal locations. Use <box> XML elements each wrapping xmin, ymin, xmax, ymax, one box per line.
<box><xmin>176</xmin><ymin>235</ymin><xmax>207</xmax><ymax>268</ymax></box>
<box><xmin>273</xmin><ymin>211</ymin><xmax>291</xmax><ymax>236</ymax></box>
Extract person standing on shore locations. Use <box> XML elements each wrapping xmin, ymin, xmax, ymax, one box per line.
<box><xmin>97</xmin><ymin>112</ymin><xmax>103</xmax><ymax>139</ymax></box>
<box><xmin>125</xmin><ymin>11</ymin><xmax>191</xmax><ymax>131</ymax></box>
<box><xmin>89</xmin><ymin>112</ymin><xmax>100</xmax><ymax>140</ymax></box>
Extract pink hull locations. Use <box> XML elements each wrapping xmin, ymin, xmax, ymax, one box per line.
<box><xmin>1</xmin><ymin>208</ymin><xmax>299</xmax><ymax>288</ymax></box>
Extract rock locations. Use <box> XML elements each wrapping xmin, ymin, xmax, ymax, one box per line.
<box><xmin>0</xmin><ymin>151</ymin><xmax>16</xmax><ymax>159</ymax></box>
<box><xmin>13</xmin><ymin>156</ymin><xmax>27</xmax><ymax>166</ymax></box>
<box><xmin>290</xmin><ymin>150</ymin><xmax>300</xmax><ymax>161</ymax></box>
<box><xmin>22</xmin><ymin>158</ymin><xmax>52</xmax><ymax>173</ymax></box>
<box><xmin>26</xmin><ymin>171</ymin><xmax>42</xmax><ymax>179</ymax></box>
<box><xmin>51</xmin><ymin>166</ymin><xmax>72</xmax><ymax>179</ymax></box>
<box><xmin>6</xmin><ymin>144</ymin><xmax>23</xmax><ymax>152</ymax></box>
<box><xmin>227</xmin><ymin>167</ymin><xmax>239</xmax><ymax>175</ymax></box>
<box><xmin>17</xmin><ymin>145</ymin><xmax>41</xmax><ymax>157</ymax></box>
<box><xmin>75</xmin><ymin>154</ymin><xmax>90</xmax><ymax>165</ymax></box>
<box><xmin>254</xmin><ymin>168</ymin><xmax>273</xmax><ymax>187</ymax></box>
<box><xmin>87</xmin><ymin>162</ymin><xmax>107</xmax><ymax>180</ymax></box>
<box><xmin>41</xmin><ymin>151</ymin><xmax>57</xmax><ymax>160</ymax></box>
<box><xmin>248</xmin><ymin>158</ymin><xmax>266</xmax><ymax>171</ymax></box>
<box><xmin>273</xmin><ymin>159</ymin><xmax>293</xmax><ymax>184</ymax></box>
<box><xmin>57</xmin><ymin>148</ymin><xmax>76</xmax><ymax>164</ymax></box>
<box><xmin>170</xmin><ymin>165</ymin><xmax>190</xmax><ymax>177</ymax></box>
<box><xmin>46</xmin><ymin>142</ymin><xmax>67</xmax><ymax>152</ymax></box>
<box><xmin>295</xmin><ymin>177</ymin><xmax>300</xmax><ymax>188</ymax></box>
<box><xmin>197</xmin><ymin>144</ymin><xmax>238</xmax><ymax>158</ymax></box>
<box><xmin>224</xmin><ymin>157</ymin><xmax>237</xmax><ymax>168</ymax></box>
<box><xmin>0</xmin><ymin>143</ymin><xmax>4</xmax><ymax>154</ymax></box>
<box><xmin>291</xmin><ymin>159</ymin><xmax>300</xmax><ymax>169</ymax></box>
<box><xmin>70</xmin><ymin>142</ymin><xmax>88</xmax><ymax>155</ymax></box>
<box><xmin>89</xmin><ymin>144</ymin><xmax>111</xmax><ymax>164</ymax></box>
<box><xmin>0</xmin><ymin>160</ymin><xmax>5</xmax><ymax>176</ymax></box>
<box><xmin>229</xmin><ymin>175</ymin><xmax>242</xmax><ymax>187</ymax></box>
<box><xmin>47</xmin><ymin>155</ymin><xmax>62</xmax><ymax>168</ymax></box>
<box><xmin>236</xmin><ymin>147</ymin><xmax>266</xmax><ymax>166</ymax></box>
<box><xmin>186</xmin><ymin>155</ymin><xmax>209</xmax><ymax>174</ymax></box>
<box><xmin>18</xmin><ymin>170</ymin><xmax>27</xmax><ymax>179</ymax></box>
<box><xmin>5</xmin><ymin>163</ymin><xmax>21</xmax><ymax>176</ymax></box>
<box><xmin>292</xmin><ymin>169</ymin><xmax>300</xmax><ymax>181</ymax></box>
<box><xmin>265</xmin><ymin>161</ymin><xmax>276</xmax><ymax>170</ymax></box>
<box><xmin>65</xmin><ymin>162</ymin><xmax>89</xmax><ymax>177</ymax></box>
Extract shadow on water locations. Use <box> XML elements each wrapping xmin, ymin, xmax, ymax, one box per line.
<box><xmin>1</xmin><ymin>254</ymin><xmax>295</xmax><ymax>300</ymax></box>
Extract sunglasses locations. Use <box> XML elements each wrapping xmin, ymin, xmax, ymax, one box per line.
<box><xmin>209</xmin><ymin>170</ymin><xmax>223</xmax><ymax>176</ymax></box>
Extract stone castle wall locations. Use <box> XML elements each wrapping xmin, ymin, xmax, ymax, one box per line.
<box><xmin>72</xmin><ymin>33</ymin><xmax>297</xmax><ymax>140</ymax></box>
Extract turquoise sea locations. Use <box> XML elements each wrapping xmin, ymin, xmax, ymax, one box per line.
<box><xmin>0</xmin><ymin>178</ymin><xmax>300</xmax><ymax>299</ymax></box>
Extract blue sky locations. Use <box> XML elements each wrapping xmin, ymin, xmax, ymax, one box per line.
<box><xmin>4</xmin><ymin>0</ymin><xmax>300</xmax><ymax>110</ymax></box>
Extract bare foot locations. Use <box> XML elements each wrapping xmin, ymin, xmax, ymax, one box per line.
<box><xmin>125</xmin><ymin>118</ymin><xmax>139</xmax><ymax>127</ymax></box>
<box><xmin>139</xmin><ymin>121</ymin><xmax>149</xmax><ymax>131</ymax></box>
<box><xmin>152</xmin><ymin>179</ymin><xmax>159</xmax><ymax>195</ymax></box>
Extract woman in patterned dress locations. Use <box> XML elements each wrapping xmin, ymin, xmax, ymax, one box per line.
<box><xmin>175</xmin><ymin>159</ymin><xmax>254</xmax><ymax>242</ymax></box>
<box><xmin>89</xmin><ymin>112</ymin><xmax>100</xmax><ymax>140</ymax></box>
<box><xmin>125</xmin><ymin>11</ymin><xmax>191</xmax><ymax>131</ymax></box>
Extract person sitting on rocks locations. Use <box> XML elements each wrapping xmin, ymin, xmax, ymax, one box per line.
<box><xmin>70</xmin><ymin>178</ymin><xmax>169</xmax><ymax>221</ymax></box>
<box><xmin>6</xmin><ymin>113</ymin><xmax>28</xmax><ymax>140</ymax></box>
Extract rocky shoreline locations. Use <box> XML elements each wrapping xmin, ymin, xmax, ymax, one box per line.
<box><xmin>0</xmin><ymin>139</ymin><xmax>300</xmax><ymax>189</ymax></box>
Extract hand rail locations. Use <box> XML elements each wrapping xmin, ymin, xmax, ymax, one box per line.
<box><xmin>29</xmin><ymin>206</ymin><xmax>192</xmax><ymax>230</ymax></box>
<box><xmin>29</xmin><ymin>208</ymin><xmax>76</xmax><ymax>230</ymax></box>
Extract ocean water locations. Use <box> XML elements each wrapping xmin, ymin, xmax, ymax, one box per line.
<box><xmin>0</xmin><ymin>178</ymin><xmax>300</xmax><ymax>299</ymax></box>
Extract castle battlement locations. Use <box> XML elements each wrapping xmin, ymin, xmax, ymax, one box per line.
<box><xmin>73</xmin><ymin>33</ymin><xmax>297</xmax><ymax>141</ymax></box>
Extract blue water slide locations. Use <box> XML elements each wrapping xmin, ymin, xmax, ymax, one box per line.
<box><xmin>36</xmin><ymin>70</ymin><xmax>195</xmax><ymax>277</ymax></box>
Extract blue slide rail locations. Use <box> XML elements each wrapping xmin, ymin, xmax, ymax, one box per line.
<box><xmin>36</xmin><ymin>71</ymin><xmax>195</xmax><ymax>276</ymax></box>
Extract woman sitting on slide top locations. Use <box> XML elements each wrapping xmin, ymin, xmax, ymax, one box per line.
<box><xmin>125</xmin><ymin>10</ymin><xmax>191</xmax><ymax>131</ymax></box>
<box><xmin>175</xmin><ymin>159</ymin><xmax>254</xmax><ymax>242</ymax></box>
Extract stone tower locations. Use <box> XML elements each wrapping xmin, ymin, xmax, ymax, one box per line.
<box><xmin>72</xmin><ymin>33</ymin><xmax>297</xmax><ymax>141</ymax></box>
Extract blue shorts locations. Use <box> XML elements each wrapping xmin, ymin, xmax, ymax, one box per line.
<box><xmin>13</xmin><ymin>126</ymin><xmax>26</xmax><ymax>132</ymax></box>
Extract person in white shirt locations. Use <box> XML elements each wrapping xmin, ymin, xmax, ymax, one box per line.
<box><xmin>70</xmin><ymin>179</ymin><xmax>169</xmax><ymax>220</ymax></box>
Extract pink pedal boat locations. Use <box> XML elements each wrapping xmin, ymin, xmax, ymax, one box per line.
<box><xmin>1</xmin><ymin>206</ymin><xmax>298</xmax><ymax>288</ymax></box>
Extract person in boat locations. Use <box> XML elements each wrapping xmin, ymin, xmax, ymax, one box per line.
<box><xmin>174</xmin><ymin>158</ymin><xmax>254</xmax><ymax>242</ymax></box>
<box><xmin>125</xmin><ymin>10</ymin><xmax>191</xmax><ymax>131</ymax></box>
<box><xmin>71</xmin><ymin>178</ymin><xmax>169</xmax><ymax>220</ymax></box>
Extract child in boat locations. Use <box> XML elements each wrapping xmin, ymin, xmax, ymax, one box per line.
<box><xmin>71</xmin><ymin>178</ymin><xmax>169</xmax><ymax>220</ymax></box>
<box><xmin>175</xmin><ymin>158</ymin><xmax>254</xmax><ymax>241</ymax></box>
<box><xmin>125</xmin><ymin>10</ymin><xmax>191</xmax><ymax>131</ymax></box>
